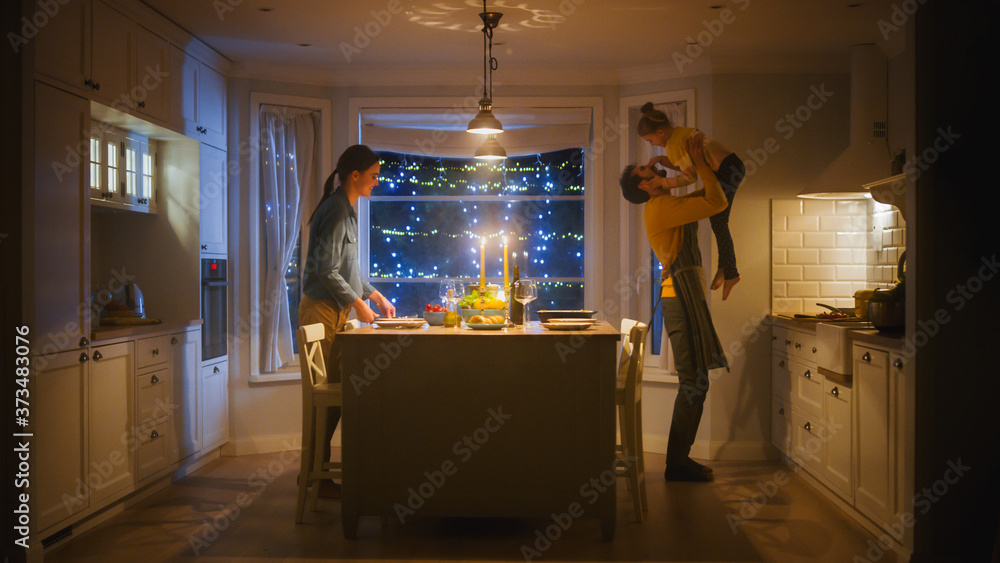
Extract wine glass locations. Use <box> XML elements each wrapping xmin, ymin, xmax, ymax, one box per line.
<box><xmin>513</xmin><ymin>279</ymin><xmax>537</xmax><ymax>330</ymax></box>
<box><xmin>438</xmin><ymin>279</ymin><xmax>455</xmax><ymax>305</ymax></box>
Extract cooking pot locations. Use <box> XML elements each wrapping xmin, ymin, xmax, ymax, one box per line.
<box><xmin>868</xmin><ymin>300</ymin><xmax>904</xmax><ymax>332</ymax></box>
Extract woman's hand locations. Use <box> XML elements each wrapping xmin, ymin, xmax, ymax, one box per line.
<box><xmin>368</xmin><ymin>291</ymin><xmax>396</xmax><ymax>319</ymax></box>
<box><xmin>352</xmin><ymin>298</ymin><xmax>378</xmax><ymax>324</ymax></box>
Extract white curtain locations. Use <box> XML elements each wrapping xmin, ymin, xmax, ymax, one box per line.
<box><xmin>259</xmin><ymin>104</ymin><xmax>319</xmax><ymax>373</ymax></box>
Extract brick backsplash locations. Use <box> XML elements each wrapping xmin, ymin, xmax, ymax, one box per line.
<box><xmin>772</xmin><ymin>198</ymin><xmax>874</xmax><ymax>314</ymax></box>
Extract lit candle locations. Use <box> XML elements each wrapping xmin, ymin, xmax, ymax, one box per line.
<box><xmin>480</xmin><ymin>238</ymin><xmax>486</xmax><ymax>290</ymax></box>
<box><xmin>503</xmin><ymin>237</ymin><xmax>509</xmax><ymax>292</ymax></box>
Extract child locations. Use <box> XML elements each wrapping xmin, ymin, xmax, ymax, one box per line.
<box><xmin>624</xmin><ymin>102</ymin><xmax>745</xmax><ymax>300</ymax></box>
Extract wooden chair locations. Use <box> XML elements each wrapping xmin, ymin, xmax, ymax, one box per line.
<box><xmin>295</xmin><ymin>323</ymin><xmax>343</xmax><ymax>523</ymax></box>
<box><xmin>616</xmin><ymin>319</ymin><xmax>649</xmax><ymax>522</ymax></box>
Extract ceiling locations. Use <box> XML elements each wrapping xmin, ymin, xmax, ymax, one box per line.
<box><xmin>139</xmin><ymin>0</ymin><xmax>899</xmax><ymax>81</ymax></box>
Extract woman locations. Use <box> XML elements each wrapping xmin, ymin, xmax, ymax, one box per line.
<box><xmin>299</xmin><ymin>144</ymin><xmax>395</xmax><ymax>497</ymax></box>
<box><xmin>631</xmin><ymin>101</ymin><xmax>745</xmax><ymax>300</ymax></box>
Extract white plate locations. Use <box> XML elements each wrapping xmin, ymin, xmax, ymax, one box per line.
<box><xmin>465</xmin><ymin>323</ymin><xmax>509</xmax><ymax>330</ymax></box>
<box><xmin>541</xmin><ymin>321</ymin><xmax>593</xmax><ymax>331</ymax></box>
<box><xmin>545</xmin><ymin>318</ymin><xmax>597</xmax><ymax>325</ymax></box>
<box><xmin>373</xmin><ymin>318</ymin><xmax>426</xmax><ymax>329</ymax></box>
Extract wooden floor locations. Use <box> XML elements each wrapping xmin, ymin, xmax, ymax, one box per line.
<box><xmin>45</xmin><ymin>450</ymin><xmax>895</xmax><ymax>563</ymax></box>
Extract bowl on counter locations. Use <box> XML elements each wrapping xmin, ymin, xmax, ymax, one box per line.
<box><xmin>423</xmin><ymin>311</ymin><xmax>446</xmax><ymax>326</ymax></box>
<box><xmin>536</xmin><ymin>310</ymin><xmax>597</xmax><ymax>323</ymax></box>
<box><xmin>868</xmin><ymin>301</ymin><xmax>905</xmax><ymax>332</ymax></box>
<box><xmin>460</xmin><ymin>308</ymin><xmax>505</xmax><ymax>323</ymax></box>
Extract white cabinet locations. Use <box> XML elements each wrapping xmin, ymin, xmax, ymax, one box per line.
<box><xmin>169</xmin><ymin>46</ymin><xmax>227</xmax><ymax>149</ymax></box>
<box><xmin>89</xmin><ymin>342</ymin><xmax>135</xmax><ymax>505</ymax></box>
<box><xmin>32</xmin><ymin>82</ymin><xmax>91</xmax><ymax>354</ymax></box>
<box><xmin>170</xmin><ymin>329</ymin><xmax>202</xmax><ymax>462</ymax></box>
<box><xmin>34</xmin><ymin>350</ymin><xmax>90</xmax><ymax>532</ymax></box>
<box><xmin>853</xmin><ymin>344</ymin><xmax>893</xmax><ymax>526</ymax></box>
<box><xmin>133</xmin><ymin>24</ymin><xmax>170</xmax><ymax>123</ymax></box>
<box><xmin>89</xmin><ymin>0</ymin><xmax>133</xmax><ymax>108</ymax></box>
<box><xmin>823</xmin><ymin>378</ymin><xmax>853</xmax><ymax>500</ymax></box>
<box><xmin>201</xmin><ymin>358</ymin><xmax>230</xmax><ymax>451</ymax></box>
<box><xmin>199</xmin><ymin>143</ymin><xmax>229</xmax><ymax>257</ymax></box>
<box><xmin>135</xmin><ymin>334</ymin><xmax>173</xmax><ymax>482</ymax></box>
<box><xmin>32</xmin><ymin>0</ymin><xmax>91</xmax><ymax>92</ymax></box>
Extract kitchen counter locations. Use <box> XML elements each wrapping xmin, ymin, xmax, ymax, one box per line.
<box><xmin>91</xmin><ymin>318</ymin><xmax>202</xmax><ymax>343</ymax></box>
<box><xmin>847</xmin><ymin>328</ymin><xmax>905</xmax><ymax>350</ymax></box>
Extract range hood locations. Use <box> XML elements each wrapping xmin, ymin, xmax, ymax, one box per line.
<box><xmin>799</xmin><ymin>44</ymin><xmax>891</xmax><ymax>199</ymax></box>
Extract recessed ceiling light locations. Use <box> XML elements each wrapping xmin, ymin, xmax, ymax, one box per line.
<box><xmin>299</xmin><ymin>43</ymin><xmax>311</xmax><ymax>47</ymax></box>
<box><xmin>259</xmin><ymin>7</ymin><xmax>273</xmax><ymax>12</ymax></box>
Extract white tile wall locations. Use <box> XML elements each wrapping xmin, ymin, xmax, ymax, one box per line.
<box><xmin>771</xmin><ymin>198</ymin><xmax>870</xmax><ymax>314</ymax></box>
<box><xmin>772</xmin><ymin>198</ymin><xmax>907</xmax><ymax>314</ymax></box>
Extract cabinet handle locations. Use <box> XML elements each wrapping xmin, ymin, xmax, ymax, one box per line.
<box><xmin>151</xmin><ymin>374</ymin><xmax>159</xmax><ymax>384</ymax></box>
<box><xmin>772</xmin><ymin>335</ymin><xmax>776</xmax><ymax>341</ymax></box>
<box><xmin>93</xmin><ymin>350</ymin><xmax>103</xmax><ymax>361</ymax></box>
<box><xmin>785</xmin><ymin>339</ymin><xmax>791</xmax><ymax>346</ymax></box>
<box><xmin>778</xmin><ymin>360</ymin><xmax>785</xmax><ymax>368</ymax></box>
<box><xmin>803</xmin><ymin>422</ymin><xmax>811</xmax><ymax>432</ymax></box>
<box><xmin>812</xmin><ymin>347</ymin><xmax>817</xmax><ymax>354</ymax></box>
<box><xmin>804</xmin><ymin>370</ymin><xmax>811</xmax><ymax>379</ymax></box>
<box><xmin>171</xmin><ymin>337</ymin><xmax>179</xmax><ymax>345</ymax></box>
<box><xmin>201</xmin><ymin>244</ymin><xmax>208</xmax><ymax>250</ymax></box>
<box><xmin>79</xmin><ymin>336</ymin><xmax>89</xmax><ymax>347</ymax></box>
<box><xmin>831</xmin><ymin>386</ymin><xmax>839</xmax><ymax>397</ymax></box>
<box><xmin>150</xmin><ymin>429</ymin><xmax>160</xmax><ymax>440</ymax></box>
<box><xmin>794</xmin><ymin>342</ymin><xmax>801</xmax><ymax>350</ymax></box>
<box><xmin>213</xmin><ymin>366</ymin><xmax>220</xmax><ymax>373</ymax></box>
<box><xmin>137</xmin><ymin>101</ymin><xmax>146</xmax><ymax>108</ymax></box>
<box><xmin>778</xmin><ymin>407</ymin><xmax>785</xmax><ymax>415</ymax></box>
<box><xmin>894</xmin><ymin>358</ymin><xmax>903</xmax><ymax>369</ymax></box>
<box><xmin>152</xmin><ymin>348</ymin><xmax>159</xmax><ymax>356</ymax></box>
<box><xmin>79</xmin><ymin>352</ymin><xmax>89</xmax><ymax>363</ymax></box>
<box><xmin>863</xmin><ymin>352</ymin><xmax>871</xmax><ymax>363</ymax></box>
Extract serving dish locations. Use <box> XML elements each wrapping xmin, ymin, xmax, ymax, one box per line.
<box><xmin>373</xmin><ymin>318</ymin><xmax>426</xmax><ymax>329</ymax></box>
<box><xmin>541</xmin><ymin>321</ymin><xmax>593</xmax><ymax>331</ymax></box>
<box><xmin>465</xmin><ymin>322</ymin><xmax>508</xmax><ymax>330</ymax></box>
<box><xmin>536</xmin><ymin>310</ymin><xmax>597</xmax><ymax>323</ymax></box>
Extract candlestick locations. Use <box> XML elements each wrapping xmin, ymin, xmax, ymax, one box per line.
<box><xmin>503</xmin><ymin>238</ymin><xmax>509</xmax><ymax>293</ymax></box>
<box><xmin>479</xmin><ymin>238</ymin><xmax>486</xmax><ymax>294</ymax></box>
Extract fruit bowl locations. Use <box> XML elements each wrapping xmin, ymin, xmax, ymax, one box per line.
<box><xmin>423</xmin><ymin>311</ymin><xmax>446</xmax><ymax>326</ymax></box>
<box><xmin>461</xmin><ymin>308</ymin><xmax>505</xmax><ymax>323</ymax></box>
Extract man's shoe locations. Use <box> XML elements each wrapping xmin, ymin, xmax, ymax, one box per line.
<box><xmin>318</xmin><ymin>479</ymin><xmax>342</xmax><ymax>499</ymax></box>
<box><xmin>665</xmin><ymin>464</ymin><xmax>714</xmax><ymax>482</ymax></box>
<box><xmin>687</xmin><ymin>458</ymin><xmax>713</xmax><ymax>474</ymax></box>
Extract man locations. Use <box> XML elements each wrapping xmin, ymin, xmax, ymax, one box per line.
<box><xmin>619</xmin><ymin>135</ymin><xmax>729</xmax><ymax>481</ymax></box>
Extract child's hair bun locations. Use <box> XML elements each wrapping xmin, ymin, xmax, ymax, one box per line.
<box><xmin>640</xmin><ymin>102</ymin><xmax>667</xmax><ymax>122</ymax></box>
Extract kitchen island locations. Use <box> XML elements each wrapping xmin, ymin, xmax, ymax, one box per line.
<box><xmin>338</xmin><ymin>321</ymin><xmax>621</xmax><ymax>540</ymax></box>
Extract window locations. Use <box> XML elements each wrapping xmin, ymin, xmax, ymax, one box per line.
<box><xmin>367</xmin><ymin>149</ymin><xmax>586</xmax><ymax>317</ymax></box>
<box><xmin>248</xmin><ymin>93</ymin><xmax>332</xmax><ymax>382</ymax></box>
<box><xmin>89</xmin><ymin>124</ymin><xmax>156</xmax><ymax>210</ymax></box>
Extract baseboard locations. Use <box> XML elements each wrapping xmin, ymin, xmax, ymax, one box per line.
<box><xmin>224</xmin><ymin>432</ymin><xmax>302</xmax><ymax>456</ymax></box>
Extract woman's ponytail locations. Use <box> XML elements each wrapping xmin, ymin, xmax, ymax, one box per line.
<box><xmin>308</xmin><ymin>144</ymin><xmax>379</xmax><ymax>224</ymax></box>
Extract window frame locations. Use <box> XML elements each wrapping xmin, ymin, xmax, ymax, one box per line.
<box><xmin>348</xmin><ymin>96</ymin><xmax>604</xmax><ymax>312</ymax></box>
<box><xmin>248</xmin><ymin>92</ymin><xmax>333</xmax><ymax>383</ymax></box>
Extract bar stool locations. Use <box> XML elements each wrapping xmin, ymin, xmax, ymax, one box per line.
<box><xmin>616</xmin><ymin>319</ymin><xmax>649</xmax><ymax>522</ymax></box>
<box><xmin>295</xmin><ymin>323</ymin><xmax>343</xmax><ymax>523</ymax></box>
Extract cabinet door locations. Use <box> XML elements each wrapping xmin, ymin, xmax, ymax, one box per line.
<box><xmin>136</xmin><ymin>419</ymin><xmax>171</xmax><ymax>482</ymax></box>
<box><xmin>89</xmin><ymin>342</ymin><xmax>135</xmax><ymax>505</ymax></box>
<box><xmin>201</xmin><ymin>360</ymin><xmax>229</xmax><ymax>450</ymax></box>
<box><xmin>854</xmin><ymin>345</ymin><xmax>892</xmax><ymax>525</ymax></box>
<box><xmin>34</xmin><ymin>350</ymin><xmax>89</xmax><ymax>532</ymax></box>
<box><xmin>134</xmin><ymin>25</ymin><xmax>170</xmax><ymax>123</ymax></box>
<box><xmin>90</xmin><ymin>0</ymin><xmax>133</xmax><ymax>107</ymax></box>
<box><xmin>823</xmin><ymin>379</ymin><xmax>853</xmax><ymax>501</ymax></box>
<box><xmin>197</xmin><ymin>63</ymin><xmax>227</xmax><ymax>148</ymax></box>
<box><xmin>771</xmin><ymin>398</ymin><xmax>792</xmax><ymax>454</ymax></box>
<box><xmin>171</xmin><ymin>330</ymin><xmax>202</xmax><ymax>462</ymax></box>
<box><xmin>32</xmin><ymin>0</ymin><xmax>91</xmax><ymax>92</ymax></box>
<box><xmin>33</xmin><ymin>82</ymin><xmax>91</xmax><ymax>353</ymax></box>
<box><xmin>791</xmin><ymin>359</ymin><xmax>823</xmax><ymax>418</ymax></box>
<box><xmin>790</xmin><ymin>410</ymin><xmax>824</xmax><ymax>476</ymax></box>
<box><xmin>136</xmin><ymin>368</ymin><xmax>171</xmax><ymax>429</ymax></box>
<box><xmin>169</xmin><ymin>45</ymin><xmax>200</xmax><ymax>135</ymax></box>
<box><xmin>199</xmin><ymin>143</ymin><xmax>228</xmax><ymax>256</ymax></box>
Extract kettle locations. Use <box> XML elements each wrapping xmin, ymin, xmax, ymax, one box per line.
<box><xmin>124</xmin><ymin>283</ymin><xmax>145</xmax><ymax>318</ymax></box>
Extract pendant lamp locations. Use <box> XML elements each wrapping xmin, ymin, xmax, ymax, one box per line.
<box><xmin>468</xmin><ymin>0</ymin><xmax>505</xmax><ymax>160</ymax></box>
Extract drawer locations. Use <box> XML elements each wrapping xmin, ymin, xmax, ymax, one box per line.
<box><xmin>791</xmin><ymin>331</ymin><xmax>818</xmax><ymax>363</ymax></box>
<box><xmin>771</xmin><ymin>397</ymin><xmax>792</xmax><ymax>454</ymax></box>
<box><xmin>791</xmin><ymin>359</ymin><xmax>824</xmax><ymax>419</ymax></box>
<box><xmin>136</xmin><ymin>335</ymin><xmax>171</xmax><ymax>370</ymax></box>
<box><xmin>137</xmin><ymin>369</ymin><xmax>171</xmax><ymax>427</ymax></box>
<box><xmin>771</xmin><ymin>354</ymin><xmax>792</xmax><ymax>400</ymax></box>
<box><xmin>771</xmin><ymin>326</ymin><xmax>789</xmax><ymax>352</ymax></box>
<box><xmin>136</xmin><ymin>418</ymin><xmax>171</xmax><ymax>482</ymax></box>
<box><xmin>790</xmin><ymin>410</ymin><xmax>825</xmax><ymax>475</ymax></box>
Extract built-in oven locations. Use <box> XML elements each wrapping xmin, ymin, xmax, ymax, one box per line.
<box><xmin>201</xmin><ymin>258</ymin><xmax>229</xmax><ymax>361</ymax></box>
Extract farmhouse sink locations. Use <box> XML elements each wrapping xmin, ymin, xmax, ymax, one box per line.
<box><xmin>815</xmin><ymin>322</ymin><xmax>859</xmax><ymax>375</ymax></box>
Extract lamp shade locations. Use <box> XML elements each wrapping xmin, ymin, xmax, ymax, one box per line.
<box><xmin>474</xmin><ymin>134</ymin><xmax>506</xmax><ymax>160</ymax></box>
<box><xmin>467</xmin><ymin>97</ymin><xmax>503</xmax><ymax>135</ymax></box>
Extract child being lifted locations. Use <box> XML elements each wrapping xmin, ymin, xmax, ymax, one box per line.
<box><xmin>620</xmin><ymin>102</ymin><xmax>745</xmax><ymax>300</ymax></box>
